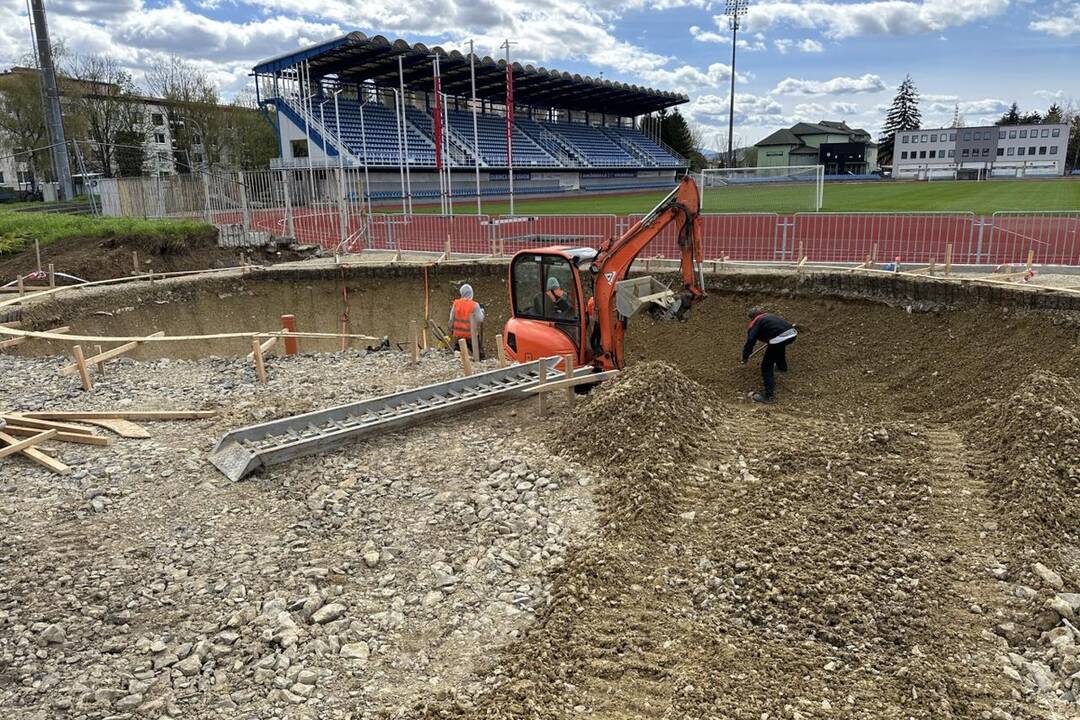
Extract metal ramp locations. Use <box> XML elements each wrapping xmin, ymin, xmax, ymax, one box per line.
<box><xmin>209</xmin><ymin>357</ymin><xmax>566</xmax><ymax>481</ymax></box>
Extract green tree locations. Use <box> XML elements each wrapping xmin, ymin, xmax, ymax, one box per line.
<box><xmin>1020</xmin><ymin>111</ymin><xmax>1043</xmax><ymax>124</ymax></box>
<box><xmin>878</xmin><ymin>75</ymin><xmax>921</xmax><ymax>166</ymax></box>
<box><xmin>1045</xmin><ymin>104</ymin><xmax>1064</xmax><ymax>124</ymax></box>
<box><xmin>65</xmin><ymin>53</ymin><xmax>142</xmax><ymax>177</ymax></box>
<box><xmin>996</xmin><ymin>102</ymin><xmax>1021</xmax><ymax>125</ymax></box>
<box><xmin>144</xmin><ymin>56</ymin><xmax>222</xmax><ymax>173</ymax></box>
<box><xmin>0</xmin><ymin>68</ymin><xmax>50</xmax><ymax>187</ymax></box>
<box><xmin>225</xmin><ymin>89</ymin><xmax>280</xmax><ymax>170</ymax></box>
<box><xmin>659</xmin><ymin>109</ymin><xmax>706</xmax><ymax>170</ymax></box>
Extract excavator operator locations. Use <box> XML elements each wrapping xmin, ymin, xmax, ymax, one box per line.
<box><xmin>536</xmin><ymin>277</ymin><xmax>573</xmax><ymax>317</ymax></box>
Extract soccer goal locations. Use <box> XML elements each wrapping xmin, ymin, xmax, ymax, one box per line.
<box><xmin>699</xmin><ymin>165</ymin><xmax>824</xmax><ymax>212</ymax></box>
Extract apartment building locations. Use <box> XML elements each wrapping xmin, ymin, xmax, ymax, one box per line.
<box><xmin>893</xmin><ymin>123</ymin><xmax>1069</xmax><ymax>179</ymax></box>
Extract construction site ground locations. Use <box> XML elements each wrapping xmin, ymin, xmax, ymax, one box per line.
<box><xmin>1</xmin><ymin>262</ymin><xmax>1079</xmax><ymax>720</ymax></box>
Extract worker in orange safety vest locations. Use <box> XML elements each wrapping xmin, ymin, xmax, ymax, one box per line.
<box><xmin>449</xmin><ymin>283</ymin><xmax>485</xmax><ymax>357</ymax></box>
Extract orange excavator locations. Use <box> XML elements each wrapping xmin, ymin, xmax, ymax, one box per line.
<box><xmin>502</xmin><ymin>175</ymin><xmax>706</xmax><ymax>371</ymax></box>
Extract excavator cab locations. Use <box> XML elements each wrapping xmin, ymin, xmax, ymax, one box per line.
<box><xmin>503</xmin><ymin>246</ymin><xmax>597</xmax><ymax>366</ymax></box>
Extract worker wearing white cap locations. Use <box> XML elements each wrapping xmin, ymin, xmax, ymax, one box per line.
<box><xmin>449</xmin><ymin>283</ymin><xmax>485</xmax><ymax>356</ymax></box>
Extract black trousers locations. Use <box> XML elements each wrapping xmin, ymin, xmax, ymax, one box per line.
<box><xmin>761</xmin><ymin>338</ymin><xmax>793</xmax><ymax>397</ymax></box>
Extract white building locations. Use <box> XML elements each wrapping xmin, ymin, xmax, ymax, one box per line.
<box><xmin>894</xmin><ymin>122</ymin><xmax>1069</xmax><ymax>179</ymax></box>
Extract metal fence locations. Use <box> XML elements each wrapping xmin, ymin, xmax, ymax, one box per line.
<box><xmin>95</xmin><ymin>171</ymin><xmax>1080</xmax><ymax>267</ymax></box>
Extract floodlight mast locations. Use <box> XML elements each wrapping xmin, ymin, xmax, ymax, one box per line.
<box><xmin>725</xmin><ymin>0</ymin><xmax>749</xmax><ymax>170</ymax></box>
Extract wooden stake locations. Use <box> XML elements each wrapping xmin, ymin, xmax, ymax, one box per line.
<box><xmin>48</xmin><ymin>263</ymin><xmax>56</xmax><ymax>288</ymax></box>
<box><xmin>798</xmin><ymin>242</ymin><xmax>805</xmax><ymax>263</ymax></box>
<box><xmin>0</xmin><ymin>429</ymin><xmax>58</xmax><ymax>459</ymax></box>
<box><xmin>245</xmin><ymin>335</ymin><xmax>277</xmax><ymax>361</ymax></box>
<box><xmin>132</xmin><ymin>250</ymin><xmax>139</xmax><ymax>274</ymax></box>
<box><xmin>495</xmin><ymin>334</ymin><xmax>507</xmax><ymax>368</ymax></box>
<box><xmin>95</xmin><ymin>344</ymin><xmax>106</xmax><ymax>377</ymax></box>
<box><xmin>72</xmin><ymin>345</ymin><xmax>93</xmax><ymax>390</ymax></box>
<box><xmin>537</xmin><ymin>362</ymin><xmax>548</xmax><ymax>417</ymax></box>
<box><xmin>944</xmin><ymin>244</ymin><xmax>953</xmax><ymax>276</ymax></box>
<box><xmin>281</xmin><ymin>314</ymin><xmax>298</xmax><ymax>355</ymax></box>
<box><xmin>928</xmin><ymin>258</ymin><xmax>936</xmax><ymax>275</ymax></box>
<box><xmin>470</xmin><ymin>324</ymin><xmax>480</xmax><ymax>364</ymax></box>
<box><xmin>871</xmin><ymin>243</ymin><xmax>879</xmax><ymax>266</ymax></box>
<box><xmin>563</xmin><ymin>354</ymin><xmax>576</xmax><ymax>408</ymax></box>
<box><xmin>445</xmin><ymin>236</ymin><xmax>452</xmax><ymax>260</ymax></box>
<box><xmin>59</xmin><ymin>331</ymin><xmax>165</xmax><ymax>376</ymax></box>
<box><xmin>458</xmin><ymin>338</ymin><xmax>472</xmax><ymax>376</ymax></box>
<box><xmin>1</xmin><ymin>425</ymin><xmax>109</xmax><ymax>446</ymax></box>
<box><xmin>409</xmin><ymin>320</ymin><xmax>419</xmax><ymax>365</ymax></box>
<box><xmin>421</xmin><ymin>328</ymin><xmax>429</xmax><ymax>351</ymax></box>
<box><xmin>251</xmin><ymin>337</ymin><xmax>267</xmax><ymax>384</ymax></box>
<box><xmin>16</xmin><ymin>274</ymin><xmax>24</xmax><ymax>295</ymax></box>
<box><xmin>1026</xmin><ymin>249</ymin><xmax>1034</xmax><ymax>272</ymax></box>
<box><xmin>0</xmin><ymin>431</ymin><xmax>69</xmax><ymax>474</ymax></box>
<box><xmin>35</xmin><ymin>240</ymin><xmax>41</xmax><ymax>272</ymax></box>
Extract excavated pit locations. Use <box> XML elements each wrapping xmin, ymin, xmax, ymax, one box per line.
<box><xmin>3</xmin><ymin>262</ymin><xmax>1080</xmax><ymax>719</ymax></box>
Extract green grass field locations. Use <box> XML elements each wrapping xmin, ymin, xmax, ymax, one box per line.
<box><xmin>0</xmin><ymin>208</ymin><xmax>214</xmax><ymax>255</ymax></box>
<box><xmin>417</xmin><ymin>178</ymin><xmax>1080</xmax><ymax>216</ymax></box>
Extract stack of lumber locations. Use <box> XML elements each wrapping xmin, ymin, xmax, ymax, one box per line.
<box><xmin>0</xmin><ymin>410</ymin><xmax>215</xmax><ymax>475</ymax></box>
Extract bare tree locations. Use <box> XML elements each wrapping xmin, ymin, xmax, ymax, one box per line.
<box><xmin>64</xmin><ymin>53</ymin><xmax>140</xmax><ymax>177</ymax></box>
<box><xmin>144</xmin><ymin>56</ymin><xmax>222</xmax><ymax>172</ymax></box>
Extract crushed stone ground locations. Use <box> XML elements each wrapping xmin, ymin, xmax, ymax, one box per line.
<box><xmin>1</xmin><ymin>289</ymin><xmax>1079</xmax><ymax>720</ymax></box>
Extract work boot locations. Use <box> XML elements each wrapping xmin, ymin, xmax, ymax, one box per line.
<box><xmin>752</xmin><ymin>392</ymin><xmax>775</xmax><ymax>404</ymax></box>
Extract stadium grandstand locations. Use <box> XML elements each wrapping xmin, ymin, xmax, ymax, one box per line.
<box><xmin>252</xmin><ymin>32</ymin><xmax>689</xmax><ymax>203</ymax></box>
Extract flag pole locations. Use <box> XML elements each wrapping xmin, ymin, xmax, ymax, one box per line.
<box><xmin>501</xmin><ymin>39</ymin><xmax>515</xmax><ymax>216</ymax></box>
<box><xmin>398</xmin><ymin>55</ymin><xmax>413</xmax><ymax>215</ymax></box>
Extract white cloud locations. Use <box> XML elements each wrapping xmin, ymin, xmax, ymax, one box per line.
<box><xmin>742</xmin><ymin>0</ymin><xmax>1010</xmax><ymax>39</ymax></box>
<box><xmin>638</xmin><ymin>62</ymin><xmax>748</xmax><ymax>93</ymax></box>
<box><xmin>774</xmin><ymin>37</ymin><xmax>824</xmax><ymax>53</ymax></box>
<box><xmin>926</xmin><ymin>98</ymin><xmax>1008</xmax><ymax>114</ymax></box>
<box><xmin>1029</xmin><ymin>2</ymin><xmax>1080</xmax><ymax>36</ymax></box>
<box><xmin>1034</xmin><ymin>89</ymin><xmax>1068</xmax><ymax>101</ymax></box>
<box><xmin>690</xmin><ymin>25</ymin><xmax>729</xmax><ymax>43</ymax></box>
<box><xmin>772</xmin><ymin>73</ymin><xmax>887</xmax><ymax>96</ymax></box>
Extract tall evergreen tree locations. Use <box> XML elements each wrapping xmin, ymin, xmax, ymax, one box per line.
<box><xmin>997</xmin><ymin>102</ymin><xmax>1021</xmax><ymax>126</ymax></box>
<box><xmin>1020</xmin><ymin>111</ymin><xmax>1043</xmax><ymax>124</ymax></box>
<box><xmin>1045</xmin><ymin>104</ymin><xmax>1064</xmax><ymax>124</ymax></box>
<box><xmin>878</xmin><ymin>75</ymin><xmax>921</xmax><ymax>166</ymax></box>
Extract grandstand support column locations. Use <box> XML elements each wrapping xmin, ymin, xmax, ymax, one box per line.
<box><xmin>359</xmin><ymin>101</ymin><xmax>373</xmax><ymax>219</ymax></box>
<box><xmin>336</xmin><ymin>167</ymin><xmax>347</xmax><ymax>247</ymax></box>
<box><xmin>392</xmin><ymin>88</ymin><xmax>407</xmax><ymax>216</ymax></box>
<box><xmin>469</xmin><ymin>39</ymin><xmax>482</xmax><ymax>215</ymax></box>
<box><xmin>442</xmin><ymin>92</ymin><xmax>454</xmax><ymax>216</ymax></box>
<box><xmin>501</xmin><ymin>39</ymin><xmax>516</xmax><ymax>216</ymax></box>
<box><xmin>431</xmin><ymin>55</ymin><xmax>447</xmax><ymax>215</ymax></box>
<box><xmin>238</xmin><ymin>171</ymin><xmax>252</xmax><ymax>232</ymax></box>
<box><xmin>398</xmin><ymin>56</ymin><xmax>413</xmax><ymax>215</ymax></box>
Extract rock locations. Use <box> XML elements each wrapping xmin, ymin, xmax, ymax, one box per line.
<box><xmin>176</xmin><ymin>654</ymin><xmax>203</xmax><ymax>677</ymax></box>
<box><xmin>363</xmin><ymin>550</ymin><xmax>381</xmax><ymax>568</ymax></box>
<box><xmin>678</xmin><ymin>511</ymin><xmax>697</xmax><ymax>522</ymax></box>
<box><xmin>39</xmin><ymin>624</ymin><xmax>66</xmax><ymax>644</ymax></box>
<box><xmin>989</xmin><ymin>709</ymin><xmax>1013</xmax><ymax>720</ymax></box>
<box><xmin>1032</xmin><ymin>563</ymin><xmax>1065</xmax><ymax>591</ymax></box>
<box><xmin>295</xmin><ymin>669</ymin><xmax>318</xmax><ymax>686</ymax></box>
<box><xmin>115</xmin><ymin>694</ymin><xmax>144</xmax><ymax>711</ymax></box>
<box><xmin>340</xmin><ymin>642</ymin><xmax>370</xmax><ymax>661</ymax></box>
<box><xmin>1058</xmin><ymin>593</ymin><xmax>1080</xmax><ymax>613</ymax></box>
<box><xmin>1048</xmin><ymin>595</ymin><xmax>1076</xmax><ymax>621</ymax></box>
<box><xmin>312</xmin><ymin>603</ymin><xmax>346</xmax><ymax>624</ymax></box>
<box><xmin>422</xmin><ymin>590</ymin><xmax>444</xmax><ymax>608</ymax></box>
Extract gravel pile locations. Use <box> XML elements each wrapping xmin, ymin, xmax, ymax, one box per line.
<box><xmin>0</xmin><ymin>348</ymin><xmax>595</xmax><ymax>719</ymax></box>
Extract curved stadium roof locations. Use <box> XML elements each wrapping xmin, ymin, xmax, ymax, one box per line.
<box><xmin>254</xmin><ymin>31</ymin><xmax>688</xmax><ymax>117</ymax></box>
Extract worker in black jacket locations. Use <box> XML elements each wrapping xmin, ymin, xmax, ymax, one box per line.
<box><xmin>742</xmin><ymin>307</ymin><xmax>797</xmax><ymax>404</ymax></box>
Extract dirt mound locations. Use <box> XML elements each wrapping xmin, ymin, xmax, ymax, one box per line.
<box><xmin>552</xmin><ymin>362</ymin><xmax>730</xmax><ymax>535</ymax></box>
<box><xmin>0</xmin><ymin>231</ymin><xmax>307</xmax><ymax>283</ymax></box>
<box><xmin>969</xmin><ymin>370</ymin><xmax>1080</xmax><ymax>579</ymax></box>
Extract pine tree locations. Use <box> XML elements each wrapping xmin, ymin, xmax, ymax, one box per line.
<box><xmin>997</xmin><ymin>102</ymin><xmax>1021</xmax><ymax>126</ymax></box>
<box><xmin>1045</xmin><ymin>104</ymin><xmax>1063</xmax><ymax>124</ymax></box>
<box><xmin>950</xmin><ymin>105</ymin><xmax>961</xmax><ymax>128</ymax></box>
<box><xmin>878</xmin><ymin>75</ymin><xmax>921</xmax><ymax>166</ymax></box>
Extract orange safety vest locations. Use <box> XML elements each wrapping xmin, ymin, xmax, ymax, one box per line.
<box><xmin>451</xmin><ymin>298</ymin><xmax>479</xmax><ymax>338</ymax></box>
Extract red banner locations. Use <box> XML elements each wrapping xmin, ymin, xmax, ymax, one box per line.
<box><xmin>505</xmin><ymin>62</ymin><xmax>514</xmax><ymax>169</ymax></box>
<box><xmin>433</xmin><ymin>67</ymin><xmax>443</xmax><ymax>170</ymax></box>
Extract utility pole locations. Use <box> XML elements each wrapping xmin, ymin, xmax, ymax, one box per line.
<box><xmin>724</xmin><ymin>0</ymin><xmax>749</xmax><ymax>170</ymax></box>
<box><xmin>27</xmin><ymin>0</ymin><xmax>73</xmax><ymax>200</ymax></box>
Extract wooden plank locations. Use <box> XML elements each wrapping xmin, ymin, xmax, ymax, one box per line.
<box><xmin>48</xmin><ymin>263</ymin><xmax>55</xmax><ymax>288</ymax></box>
<box><xmin>537</xmin><ymin>362</ymin><xmax>548</xmax><ymax>417</ymax></box>
<box><xmin>0</xmin><ymin>429</ymin><xmax>57</xmax><ymax>459</ymax></box>
<box><xmin>72</xmin><ymin>345</ymin><xmax>93</xmax><ymax>390</ymax></box>
<box><xmin>0</xmin><ymin>415</ymin><xmax>97</xmax><ymax>434</ymax></box>
<box><xmin>59</xmin><ymin>331</ymin><xmax>166</xmax><ymax>376</ymax></box>
<box><xmin>410</xmin><ymin>320</ymin><xmax>419</xmax><ymax>365</ymax></box>
<box><xmin>0</xmin><ymin>336</ymin><xmax>25</xmax><ymax>350</ymax></box>
<box><xmin>0</xmin><ymin>321</ymin><xmax>22</xmax><ymax>329</ymax></box>
<box><xmin>564</xmin><ymin>354</ymin><xmax>576</xmax><ymax>408</ymax></box>
<box><xmin>458</xmin><ymin>338</ymin><xmax>472</xmax><ymax>376</ymax></box>
<box><xmin>74</xmin><ymin>418</ymin><xmax>150</xmax><ymax>438</ymax></box>
<box><xmin>251</xmin><ymin>337</ymin><xmax>268</xmax><ymax>384</ymax></box>
<box><xmin>470</xmin><ymin>324</ymin><xmax>480</xmax><ymax>364</ymax></box>
<box><xmin>244</xmin><ymin>335</ymin><xmax>277</xmax><ymax>361</ymax></box>
<box><xmin>0</xmin><ymin>431</ymin><xmax>70</xmax><ymax>474</ymax></box>
<box><xmin>2</xmin><ymin>425</ymin><xmax>111</xmax><ymax>446</ymax></box>
<box><xmin>495</xmin><ymin>334</ymin><xmax>507</xmax><ymax>368</ymax></box>
<box><xmin>18</xmin><ymin>410</ymin><xmax>216</xmax><ymax>420</ymax></box>
<box><xmin>524</xmin><ymin>370</ymin><xmax>621</xmax><ymax>394</ymax></box>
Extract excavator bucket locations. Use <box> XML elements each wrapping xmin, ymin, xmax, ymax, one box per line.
<box><xmin>614</xmin><ymin>276</ymin><xmax>686</xmax><ymax>320</ymax></box>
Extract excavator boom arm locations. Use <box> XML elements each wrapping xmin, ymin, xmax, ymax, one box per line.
<box><xmin>591</xmin><ymin>175</ymin><xmax>706</xmax><ymax>369</ymax></box>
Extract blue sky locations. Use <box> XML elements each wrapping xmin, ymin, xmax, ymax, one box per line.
<box><xmin>0</xmin><ymin>0</ymin><xmax>1076</xmax><ymax>147</ymax></box>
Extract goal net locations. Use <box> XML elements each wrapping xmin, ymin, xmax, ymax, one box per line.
<box><xmin>699</xmin><ymin>165</ymin><xmax>824</xmax><ymax>212</ymax></box>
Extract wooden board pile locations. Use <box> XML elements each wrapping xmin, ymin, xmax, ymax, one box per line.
<box><xmin>0</xmin><ymin>410</ymin><xmax>215</xmax><ymax>475</ymax></box>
